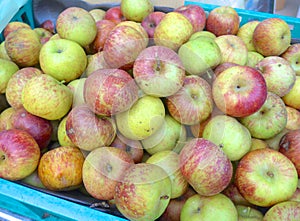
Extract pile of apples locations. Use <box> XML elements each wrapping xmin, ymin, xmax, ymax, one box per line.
<box><xmin>1</xmin><ymin>0</ymin><xmax>300</xmax><ymax>220</ymax></box>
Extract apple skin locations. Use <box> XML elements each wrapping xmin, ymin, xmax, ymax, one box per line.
<box><xmin>104</xmin><ymin>6</ymin><xmax>126</xmax><ymax>24</ymax></box>
<box><xmin>154</xmin><ymin>12</ymin><xmax>193</xmax><ymax>51</ymax></box>
<box><xmin>56</xmin><ymin>7</ymin><xmax>97</xmax><ymax>47</ymax></box>
<box><xmin>279</xmin><ymin>129</ymin><xmax>300</xmax><ymax>176</ymax></box>
<box><xmin>235</xmin><ymin>205</ymin><xmax>263</xmax><ymax>221</ymax></box>
<box><xmin>213</xmin><ymin>62</ymin><xmax>239</xmax><ymax>76</ymax></box>
<box><xmin>246</xmin><ymin>51</ymin><xmax>264</xmax><ymax>68</ymax></box>
<box><xmin>179</xmin><ymin>138</ymin><xmax>233</xmax><ymax>196</ymax></box>
<box><xmin>0</xmin><ymin>107</ymin><xmax>15</xmax><ymax>131</ymax></box>
<box><xmin>285</xmin><ymin>106</ymin><xmax>300</xmax><ymax>130</ymax></box>
<box><xmin>84</xmin><ymin>68</ymin><xmax>139</xmax><ymax>116</ymax></box>
<box><xmin>237</xmin><ymin>20</ymin><xmax>260</xmax><ymax>52</ymax></box>
<box><xmin>250</xmin><ymin>138</ymin><xmax>268</xmax><ymax>151</ymax></box>
<box><xmin>0</xmin><ymin>41</ymin><xmax>11</xmax><ymax>61</ymax></box>
<box><xmin>34</xmin><ymin>27</ymin><xmax>53</xmax><ymax>44</ymax></box>
<box><xmin>256</xmin><ymin>56</ymin><xmax>296</xmax><ymax>97</ymax></box>
<box><xmin>282</xmin><ymin>76</ymin><xmax>300</xmax><ymax>110</ymax></box>
<box><xmin>239</xmin><ymin>92</ymin><xmax>287</xmax><ymax>139</ymax></box>
<box><xmin>38</xmin><ymin>146</ymin><xmax>84</xmax><ymax>191</ymax></box>
<box><xmin>281</xmin><ymin>43</ymin><xmax>300</xmax><ymax>76</ymax></box>
<box><xmin>141</xmin><ymin>11</ymin><xmax>165</xmax><ymax>38</ymax></box>
<box><xmin>0</xmin><ymin>129</ymin><xmax>40</xmax><ymax>181</ymax></box>
<box><xmin>235</xmin><ymin>148</ymin><xmax>298</xmax><ymax>207</ymax></box>
<box><xmin>263</xmin><ymin>201</ymin><xmax>300</xmax><ymax>221</ymax></box>
<box><xmin>5</xmin><ymin>67</ymin><xmax>43</xmax><ymax>109</ymax></box>
<box><xmin>67</xmin><ymin>77</ymin><xmax>86</xmax><ymax>108</ymax></box>
<box><xmin>178</xmin><ymin>36</ymin><xmax>222</xmax><ymax>75</ymax></box>
<box><xmin>65</xmin><ymin>105</ymin><xmax>116</xmax><ymax>151</ymax></box>
<box><xmin>3</xmin><ymin>21</ymin><xmax>31</xmax><ymax>38</ymax></box>
<box><xmin>89</xmin><ymin>9</ymin><xmax>106</xmax><ymax>23</ymax></box>
<box><xmin>189</xmin><ymin>31</ymin><xmax>216</xmax><ymax>41</ymax></box>
<box><xmin>82</xmin><ymin>147</ymin><xmax>134</xmax><ymax>200</ymax></box>
<box><xmin>222</xmin><ymin>183</ymin><xmax>252</xmax><ymax>207</ymax></box>
<box><xmin>39</xmin><ymin>19</ymin><xmax>55</xmax><ymax>34</ymax></box>
<box><xmin>39</xmin><ymin>39</ymin><xmax>87</xmax><ymax>83</ymax></box>
<box><xmin>114</xmin><ymin>163</ymin><xmax>172</xmax><ymax>221</ymax></box>
<box><xmin>212</xmin><ymin>65</ymin><xmax>267</xmax><ymax>118</ymax></box>
<box><xmin>166</xmin><ymin>75</ymin><xmax>213</xmax><ymax>125</ymax></box>
<box><xmin>10</xmin><ymin>108</ymin><xmax>53</xmax><ymax>151</ymax></box>
<box><xmin>174</xmin><ymin>4</ymin><xmax>206</xmax><ymax>33</ymax></box>
<box><xmin>85</xmin><ymin>51</ymin><xmax>110</xmax><ymax>77</ymax></box>
<box><xmin>206</xmin><ymin>6</ymin><xmax>240</xmax><ymax>36</ymax></box>
<box><xmin>133</xmin><ymin>45</ymin><xmax>185</xmax><ymax>97</ymax></box>
<box><xmin>21</xmin><ymin>74</ymin><xmax>73</xmax><ymax>121</ymax></box>
<box><xmin>57</xmin><ymin>116</ymin><xmax>76</xmax><ymax>148</ymax></box>
<box><xmin>5</xmin><ymin>28</ymin><xmax>42</xmax><ymax>67</ymax></box>
<box><xmin>0</xmin><ymin>58</ymin><xmax>19</xmax><ymax>94</ymax></box>
<box><xmin>253</xmin><ymin>18</ymin><xmax>291</xmax><ymax>56</ymax></box>
<box><xmin>121</xmin><ymin>0</ymin><xmax>154</xmax><ymax>22</ymax></box>
<box><xmin>180</xmin><ymin>193</ymin><xmax>238</xmax><ymax>221</ymax></box>
<box><xmin>215</xmin><ymin>35</ymin><xmax>248</xmax><ymax>65</ymax></box>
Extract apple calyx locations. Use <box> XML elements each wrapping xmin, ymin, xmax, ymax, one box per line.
<box><xmin>0</xmin><ymin>153</ymin><xmax>5</xmax><ymax>161</ymax></box>
<box><xmin>266</xmin><ymin>171</ymin><xmax>274</xmax><ymax>178</ymax></box>
<box><xmin>160</xmin><ymin>195</ymin><xmax>170</xmax><ymax>200</ymax></box>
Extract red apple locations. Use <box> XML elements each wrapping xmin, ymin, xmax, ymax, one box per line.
<box><xmin>104</xmin><ymin>6</ymin><xmax>126</xmax><ymax>24</ymax></box>
<box><xmin>10</xmin><ymin>108</ymin><xmax>53</xmax><ymax>151</ymax></box>
<box><xmin>206</xmin><ymin>6</ymin><xmax>240</xmax><ymax>36</ymax></box>
<box><xmin>174</xmin><ymin>4</ymin><xmax>206</xmax><ymax>33</ymax></box>
<box><xmin>212</xmin><ymin>65</ymin><xmax>267</xmax><ymax>117</ymax></box>
<box><xmin>34</xmin><ymin>27</ymin><xmax>53</xmax><ymax>44</ymax></box>
<box><xmin>0</xmin><ymin>129</ymin><xmax>40</xmax><ymax>180</ymax></box>
<box><xmin>141</xmin><ymin>11</ymin><xmax>165</xmax><ymax>38</ymax></box>
<box><xmin>222</xmin><ymin>183</ymin><xmax>252</xmax><ymax>206</ymax></box>
<box><xmin>213</xmin><ymin>62</ymin><xmax>239</xmax><ymax>76</ymax></box>
<box><xmin>279</xmin><ymin>129</ymin><xmax>300</xmax><ymax>176</ymax></box>
<box><xmin>263</xmin><ymin>201</ymin><xmax>300</xmax><ymax>221</ymax></box>
<box><xmin>179</xmin><ymin>138</ymin><xmax>233</xmax><ymax>196</ymax></box>
<box><xmin>39</xmin><ymin>19</ymin><xmax>55</xmax><ymax>34</ymax></box>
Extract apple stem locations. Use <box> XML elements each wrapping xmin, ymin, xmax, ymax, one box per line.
<box><xmin>155</xmin><ymin>53</ymin><xmax>161</xmax><ymax>71</ymax></box>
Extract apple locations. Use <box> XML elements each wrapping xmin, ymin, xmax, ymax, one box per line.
<box><xmin>85</xmin><ymin>51</ymin><xmax>110</xmax><ymax>77</ymax></box>
<box><xmin>281</xmin><ymin>43</ymin><xmax>300</xmax><ymax>76</ymax></box>
<box><xmin>246</xmin><ymin>51</ymin><xmax>264</xmax><ymax>68</ymax></box>
<box><xmin>67</xmin><ymin>77</ymin><xmax>86</xmax><ymax>108</ymax></box>
<box><xmin>256</xmin><ymin>56</ymin><xmax>296</xmax><ymax>97</ymax></box>
<box><xmin>84</xmin><ymin>68</ymin><xmax>139</xmax><ymax>116</ymax></box>
<box><xmin>289</xmin><ymin>185</ymin><xmax>300</xmax><ymax>202</ymax></box>
<box><xmin>282</xmin><ymin>76</ymin><xmax>300</xmax><ymax>110</ymax></box>
<box><xmin>202</xmin><ymin>114</ymin><xmax>252</xmax><ymax>161</ymax></box>
<box><xmin>250</xmin><ymin>138</ymin><xmax>268</xmax><ymax>151</ymax></box>
<box><xmin>133</xmin><ymin>45</ymin><xmax>185</xmax><ymax>97</ymax></box>
<box><xmin>89</xmin><ymin>8</ymin><xmax>106</xmax><ymax>22</ymax></box>
<box><xmin>166</xmin><ymin>75</ymin><xmax>213</xmax><ymax>125</ymax></box>
<box><xmin>114</xmin><ymin>163</ymin><xmax>172</xmax><ymax>221</ymax></box>
<box><xmin>180</xmin><ymin>193</ymin><xmax>238</xmax><ymax>221</ymax></box>
<box><xmin>179</xmin><ymin>138</ymin><xmax>233</xmax><ymax>196</ymax></box>
<box><xmin>0</xmin><ymin>41</ymin><xmax>11</xmax><ymax>60</ymax></box>
<box><xmin>263</xmin><ymin>201</ymin><xmax>300</xmax><ymax>221</ymax></box>
<box><xmin>39</xmin><ymin>19</ymin><xmax>55</xmax><ymax>34</ymax></box>
<box><xmin>285</xmin><ymin>106</ymin><xmax>300</xmax><ymax>130</ymax></box>
<box><xmin>121</xmin><ymin>0</ymin><xmax>154</xmax><ymax>22</ymax></box>
<box><xmin>142</xmin><ymin>114</ymin><xmax>187</xmax><ymax>155</ymax></box>
<box><xmin>235</xmin><ymin>148</ymin><xmax>298</xmax><ymax>207</ymax></box>
<box><xmin>5</xmin><ymin>28</ymin><xmax>41</xmax><ymax>67</ymax></box>
<box><xmin>3</xmin><ymin>21</ymin><xmax>31</xmax><ymax>38</ymax></box>
<box><xmin>38</xmin><ymin>146</ymin><xmax>84</xmax><ymax>191</ymax></box>
<box><xmin>66</xmin><ymin>105</ymin><xmax>116</xmax><ymax>151</ymax></box>
<box><xmin>115</xmin><ymin>95</ymin><xmax>165</xmax><ymax>140</ymax></box>
<box><xmin>146</xmin><ymin>150</ymin><xmax>189</xmax><ymax>199</ymax></box>
<box><xmin>265</xmin><ymin>128</ymin><xmax>289</xmax><ymax>151</ymax></box>
<box><xmin>5</xmin><ymin>67</ymin><xmax>43</xmax><ymax>109</ymax></box>
<box><xmin>188</xmin><ymin>31</ymin><xmax>216</xmax><ymax>41</ymax></box>
<box><xmin>90</xmin><ymin>19</ymin><xmax>116</xmax><ymax>53</ymax></box>
<box><xmin>222</xmin><ymin>183</ymin><xmax>252</xmax><ymax>206</ymax></box>
<box><xmin>253</xmin><ymin>18</ymin><xmax>291</xmax><ymax>56</ymax></box>
<box><xmin>178</xmin><ymin>36</ymin><xmax>222</xmax><ymax>75</ymax></box>
<box><xmin>141</xmin><ymin>11</ymin><xmax>165</xmax><ymax>38</ymax></box>
<box><xmin>0</xmin><ymin>58</ymin><xmax>19</xmax><ymax>94</ymax></box>
<box><xmin>212</xmin><ymin>65</ymin><xmax>267</xmax><ymax>117</ymax></box>
<box><xmin>235</xmin><ymin>205</ymin><xmax>263</xmax><ymax>221</ymax></box>
<box><xmin>110</xmin><ymin>132</ymin><xmax>144</xmax><ymax>163</ymax></box>
<box><xmin>39</xmin><ymin>39</ymin><xmax>87</xmax><ymax>83</ymax></box>
<box><xmin>213</xmin><ymin>62</ymin><xmax>239</xmax><ymax>76</ymax></box>
<box><xmin>0</xmin><ymin>107</ymin><xmax>15</xmax><ymax>131</ymax></box>
<box><xmin>0</xmin><ymin>129</ymin><xmax>40</xmax><ymax>181</ymax></box>
<box><xmin>82</xmin><ymin>146</ymin><xmax>134</xmax><ymax>200</ymax></box>
<box><xmin>279</xmin><ymin>129</ymin><xmax>300</xmax><ymax>176</ymax></box>
<box><xmin>103</xmin><ymin>25</ymin><xmax>147</xmax><ymax>69</ymax></box>
<box><xmin>115</xmin><ymin>21</ymin><xmax>149</xmax><ymax>45</ymax></box>
<box><xmin>154</xmin><ymin>12</ymin><xmax>193</xmax><ymax>51</ymax></box>
<box><xmin>57</xmin><ymin>116</ymin><xmax>76</xmax><ymax>147</ymax></box>
<box><xmin>206</xmin><ymin>6</ymin><xmax>240</xmax><ymax>36</ymax></box>
<box><xmin>237</xmin><ymin>20</ymin><xmax>260</xmax><ymax>52</ymax></box>
<box><xmin>215</xmin><ymin>35</ymin><xmax>248</xmax><ymax>65</ymax></box>
<box><xmin>21</xmin><ymin>169</ymin><xmax>45</xmax><ymax>189</ymax></box>
<box><xmin>174</xmin><ymin>4</ymin><xmax>206</xmax><ymax>33</ymax></box>
<box><xmin>104</xmin><ymin>6</ymin><xmax>126</xmax><ymax>24</ymax></box>
<box><xmin>21</xmin><ymin>74</ymin><xmax>73</xmax><ymax>120</ymax></box>
<box><xmin>239</xmin><ymin>92</ymin><xmax>287</xmax><ymax>139</ymax></box>
<box><xmin>10</xmin><ymin>108</ymin><xmax>53</xmax><ymax>151</ymax></box>
<box><xmin>56</xmin><ymin>7</ymin><xmax>97</xmax><ymax>47</ymax></box>
<box><xmin>34</xmin><ymin>27</ymin><xmax>53</xmax><ymax>44</ymax></box>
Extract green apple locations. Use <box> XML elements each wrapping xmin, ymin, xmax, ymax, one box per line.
<box><xmin>0</xmin><ymin>107</ymin><xmax>15</xmax><ymax>131</ymax></box>
<box><xmin>246</xmin><ymin>51</ymin><xmax>264</xmax><ymax>68</ymax></box>
<box><xmin>0</xmin><ymin>58</ymin><xmax>19</xmax><ymax>93</ymax></box>
<box><xmin>89</xmin><ymin>8</ymin><xmax>106</xmax><ymax>22</ymax></box>
<box><xmin>282</xmin><ymin>76</ymin><xmax>300</xmax><ymax>110</ymax></box>
<box><xmin>250</xmin><ymin>138</ymin><xmax>268</xmax><ymax>151</ymax></box>
<box><xmin>188</xmin><ymin>31</ymin><xmax>216</xmax><ymax>41</ymax></box>
<box><xmin>146</xmin><ymin>150</ymin><xmax>189</xmax><ymax>199</ymax></box>
<box><xmin>202</xmin><ymin>115</ymin><xmax>252</xmax><ymax>161</ymax></box>
<box><xmin>235</xmin><ymin>205</ymin><xmax>263</xmax><ymax>221</ymax></box>
<box><xmin>180</xmin><ymin>193</ymin><xmax>238</xmax><ymax>221</ymax></box>
<box><xmin>115</xmin><ymin>95</ymin><xmax>165</xmax><ymax>140</ymax></box>
<box><xmin>67</xmin><ymin>77</ymin><xmax>86</xmax><ymax>107</ymax></box>
<box><xmin>21</xmin><ymin>169</ymin><xmax>46</xmax><ymax>189</ymax></box>
<box><xmin>281</xmin><ymin>43</ymin><xmax>300</xmax><ymax>76</ymax></box>
<box><xmin>39</xmin><ymin>39</ymin><xmax>87</xmax><ymax>83</ymax></box>
<box><xmin>57</xmin><ymin>116</ymin><xmax>76</xmax><ymax>147</ymax></box>
<box><xmin>178</xmin><ymin>36</ymin><xmax>222</xmax><ymax>75</ymax></box>
<box><xmin>0</xmin><ymin>41</ymin><xmax>11</xmax><ymax>60</ymax></box>
<box><xmin>121</xmin><ymin>0</ymin><xmax>154</xmax><ymax>22</ymax></box>
<box><xmin>263</xmin><ymin>201</ymin><xmax>300</xmax><ymax>221</ymax></box>
<box><xmin>21</xmin><ymin>74</ymin><xmax>73</xmax><ymax>120</ymax></box>
<box><xmin>237</xmin><ymin>21</ymin><xmax>260</xmax><ymax>52</ymax></box>
<box><xmin>142</xmin><ymin>114</ymin><xmax>186</xmax><ymax>155</ymax></box>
